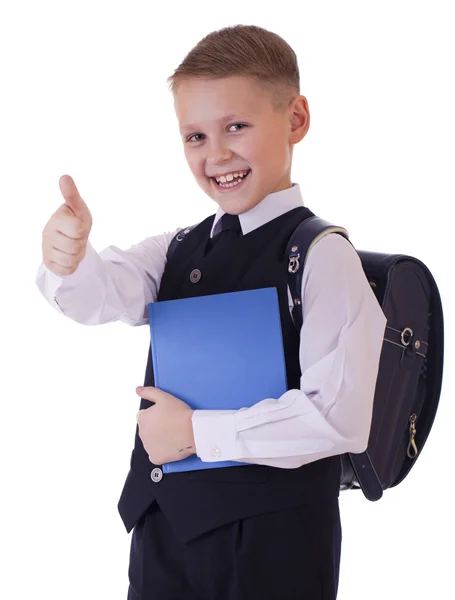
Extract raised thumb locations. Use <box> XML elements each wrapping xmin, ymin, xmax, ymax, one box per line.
<box><xmin>59</xmin><ymin>174</ymin><xmax>91</xmax><ymax>224</ymax></box>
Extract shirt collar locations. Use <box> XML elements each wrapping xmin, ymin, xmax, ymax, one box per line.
<box><xmin>210</xmin><ymin>182</ymin><xmax>304</xmax><ymax>238</ymax></box>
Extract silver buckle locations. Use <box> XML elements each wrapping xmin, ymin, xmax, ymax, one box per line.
<box><xmin>401</xmin><ymin>327</ymin><xmax>413</xmax><ymax>346</ymax></box>
<box><xmin>288</xmin><ymin>245</ymin><xmax>301</xmax><ymax>274</ymax></box>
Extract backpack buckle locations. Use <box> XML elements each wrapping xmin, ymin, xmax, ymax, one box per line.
<box><xmin>176</xmin><ymin>228</ymin><xmax>191</xmax><ymax>242</ymax></box>
<box><xmin>401</xmin><ymin>327</ymin><xmax>413</xmax><ymax>346</ymax></box>
<box><xmin>288</xmin><ymin>245</ymin><xmax>301</xmax><ymax>274</ymax></box>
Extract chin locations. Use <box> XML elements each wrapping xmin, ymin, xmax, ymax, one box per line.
<box><xmin>221</xmin><ymin>198</ymin><xmax>258</xmax><ymax>216</ymax></box>
<box><xmin>198</xmin><ymin>174</ymin><xmax>261</xmax><ymax>214</ymax></box>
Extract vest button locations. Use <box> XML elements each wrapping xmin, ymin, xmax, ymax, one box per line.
<box><xmin>211</xmin><ymin>446</ymin><xmax>222</xmax><ymax>458</ymax></box>
<box><xmin>151</xmin><ymin>467</ymin><xmax>163</xmax><ymax>482</ymax></box>
<box><xmin>190</xmin><ymin>269</ymin><xmax>202</xmax><ymax>283</ymax></box>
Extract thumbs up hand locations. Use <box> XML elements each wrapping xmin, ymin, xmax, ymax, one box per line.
<box><xmin>41</xmin><ymin>175</ymin><xmax>93</xmax><ymax>276</ymax></box>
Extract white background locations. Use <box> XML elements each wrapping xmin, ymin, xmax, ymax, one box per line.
<box><xmin>1</xmin><ymin>1</ymin><xmax>454</xmax><ymax>598</ymax></box>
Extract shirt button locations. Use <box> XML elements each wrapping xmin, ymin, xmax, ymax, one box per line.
<box><xmin>190</xmin><ymin>269</ymin><xmax>202</xmax><ymax>283</ymax></box>
<box><xmin>211</xmin><ymin>446</ymin><xmax>222</xmax><ymax>458</ymax></box>
<box><xmin>151</xmin><ymin>467</ymin><xmax>163</xmax><ymax>482</ymax></box>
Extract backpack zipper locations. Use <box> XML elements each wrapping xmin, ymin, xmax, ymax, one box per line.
<box><xmin>407</xmin><ymin>413</ymin><xmax>419</xmax><ymax>458</ymax></box>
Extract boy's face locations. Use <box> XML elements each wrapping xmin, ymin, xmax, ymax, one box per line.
<box><xmin>174</xmin><ymin>75</ymin><xmax>309</xmax><ymax>215</ymax></box>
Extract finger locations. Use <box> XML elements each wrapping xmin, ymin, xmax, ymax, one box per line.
<box><xmin>42</xmin><ymin>224</ymin><xmax>87</xmax><ymax>271</ymax></box>
<box><xmin>59</xmin><ymin>174</ymin><xmax>90</xmax><ymax>222</ymax></box>
<box><xmin>48</xmin><ymin>229</ymin><xmax>86</xmax><ymax>255</ymax></box>
<box><xmin>44</xmin><ymin>261</ymin><xmax>79</xmax><ymax>276</ymax></box>
<box><xmin>46</xmin><ymin>245</ymin><xmax>86</xmax><ymax>270</ymax></box>
<box><xmin>136</xmin><ymin>386</ymin><xmax>160</xmax><ymax>399</ymax></box>
<box><xmin>59</xmin><ymin>174</ymin><xmax>82</xmax><ymax>210</ymax></box>
<box><xmin>50</xmin><ymin>206</ymin><xmax>88</xmax><ymax>240</ymax></box>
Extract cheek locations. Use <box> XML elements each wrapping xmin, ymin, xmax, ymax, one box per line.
<box><xmin>243</xmin><ymin>128</ymin><xmax>278</xmax><ymax>165</ymax></box>
<box><xmin>235</xmin><ymin>137</ymin><xmax>257</xmax><ymax>165</ymax></box>
<box><xmin>261</xmin><ymin>131</ymin><xmax>288</xmax><ymax>165</ymax></box>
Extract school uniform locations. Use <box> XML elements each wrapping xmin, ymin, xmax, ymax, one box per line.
<box><xmin>36</xmin><ymin>183</ymin><xmax>387</xmax><ymax>600</ymax></box>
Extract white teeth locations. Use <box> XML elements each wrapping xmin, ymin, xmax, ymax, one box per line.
<box><xmin>215</xmin><ymin>169</ymin><xmax>249</xmax><ymax>183</ymax></box>
<box><xmin>216</xmin><ymin>171</ymin><xmax>249</xmax><ymax>188</ymax></box>
<box><xmin>219</xmin><ymin>179</ymin><xmax>242</xmax><ymax>188</ymax></box>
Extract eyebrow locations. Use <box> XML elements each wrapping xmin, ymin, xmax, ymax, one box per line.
<box><xmin>180</xmin><ymin>113</ymin><xmax>254</xmax><ymax>133</ymax></box>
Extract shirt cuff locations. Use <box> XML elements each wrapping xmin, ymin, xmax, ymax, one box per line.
<box><xmin>191</xmin><ymin>410</ymin><xmax>239</xmax><ymax>462</ymax></box>
<box><xmin>38</xmin><ymin>242</ymin><xmax>100</xmax><ymax>312</ymax></box>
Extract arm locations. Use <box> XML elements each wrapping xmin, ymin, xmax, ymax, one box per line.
<box><xmin>191</xmin><ymin>233</ymin><xmax>388</xmax><ymax>468</ymax></box>
<box><xmin>35</xmin><ymin>230</ymin><xmax>181</xmax><ymax>326</ymax></box>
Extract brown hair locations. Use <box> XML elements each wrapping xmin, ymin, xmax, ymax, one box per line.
<box><xmin>167</xmin><ymin>25</ymin><xmax>300</xmax><ymax>113</ymax></box>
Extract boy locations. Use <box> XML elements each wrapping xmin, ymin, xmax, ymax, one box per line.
<box><xmin>36</xmin><ymin>24</ymin><xmax>387</xmax><ymax>600</ymax></box>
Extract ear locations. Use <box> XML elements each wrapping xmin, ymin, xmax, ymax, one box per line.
<box><xmin>289</xmin><ymin>96</ymin><xmax>310</xmax><ymax>144</ymax></box>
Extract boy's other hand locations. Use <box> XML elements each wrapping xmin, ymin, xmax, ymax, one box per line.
<box><xmin>41</xmin><ymin>174</ymin><xmax>93</xmax><ymax>276</ymax></box>
<box><xmin>136</xmin><ymin>386</ymin><xmax>196</xmax><ymax>465</ymax></box>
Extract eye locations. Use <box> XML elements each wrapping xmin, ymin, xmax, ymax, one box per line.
<box><xmin>228</xmin><ymin>123</ymin><xmax>247</xmax><ymax>132</ymax></box>
<box><xmin>186</xmin><ymin>133</ymin><xmax>205</xmax><ymax>143</ymax></box>
<box><xmin>185</xmin><ymin>123</ymin><xmax>247</xmax><ymax>143</ymax></box>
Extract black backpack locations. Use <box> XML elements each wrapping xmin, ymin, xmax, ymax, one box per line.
<box><xmin>166</xmin><ymin>216</ymin><xmax>444</xmax><ymax>501</ymax></box>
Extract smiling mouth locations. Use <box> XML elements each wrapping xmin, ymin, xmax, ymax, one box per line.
<box><xmin>210</xmin><ymin>169</ymin><xmax>251</xmax><ymax>189</ymax></box>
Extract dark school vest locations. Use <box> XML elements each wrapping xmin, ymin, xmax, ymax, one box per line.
<box><xmin>117</xmin><ymin>205</ymin><xmax>341</xmax><ymax>542</ymax></box>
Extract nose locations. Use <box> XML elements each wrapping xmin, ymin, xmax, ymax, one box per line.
<box><xmin>206</xmin><ymin>138</ymin><xmax>233</xmax><ymax>167</ymax></box>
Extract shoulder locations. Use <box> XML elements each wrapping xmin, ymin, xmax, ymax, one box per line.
<box><xmin>306</xmin><ymin>232</ymin><xmax>361</xmax><ymax>270</ymax></box>
<box><xmin>300</xmin><ymin>231</ymin><xmax>369</xmax><ymax>297</ymax></box>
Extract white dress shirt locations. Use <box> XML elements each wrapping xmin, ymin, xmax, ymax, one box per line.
<box><xmin>35</xmin><ymin>183</ymin><xmax>387</xmax><ymax>469</ymax></box>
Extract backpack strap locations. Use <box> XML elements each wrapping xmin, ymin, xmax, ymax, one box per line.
<box><xmin>286</xmin><ymin>216</ymin><xmax>350</xmax><ymax>333</ymax></box>
<box><xmin>285</xmin><ymin>216</ymin><xmax>383</xmax><ymax>501</ymax></box>
<box><xmin>166</xmin><ymin>225</ymin><xmax>197</xmax><ymax>262</ymax></box>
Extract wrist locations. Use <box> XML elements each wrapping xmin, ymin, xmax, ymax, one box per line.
<box><xmin>189</xmin><ymin>410</ymin><xmax>196</xmax><ymax>454</ymax></box>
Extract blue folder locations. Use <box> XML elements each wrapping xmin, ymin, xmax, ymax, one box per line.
<box><xmin>147</xmin><ymin>287</ymin><xmax>288</xmax><ymax>473</ymax></box>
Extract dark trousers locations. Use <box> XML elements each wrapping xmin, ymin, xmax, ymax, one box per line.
<box><xmin>127</xmin><ymin>496</ymin><xmax>342</xmax><ymax>600</ymax></box>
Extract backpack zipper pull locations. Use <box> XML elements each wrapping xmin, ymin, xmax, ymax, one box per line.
<box><xmin>407</xmin><ymin>413</ymin><xmax>419</xmax><ymax>458</ymax></box>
